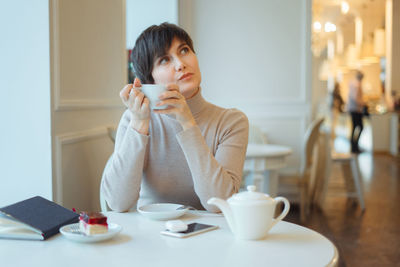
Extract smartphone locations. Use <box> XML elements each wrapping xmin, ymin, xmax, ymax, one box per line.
<box><xmin>160</xmin><ymin>223</ymin><xmax>218</xmax><ymax>238</ymax></box>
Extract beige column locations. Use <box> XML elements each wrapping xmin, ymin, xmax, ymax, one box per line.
<box><xmin>386</xmin><ymin>0</ymin><xmax>400</xmax><ymax>99</ymax></box>
<box><xmin>392</xmin><ymin>0</ymin><xmax>400</xmax><ymax>96</ymax></box>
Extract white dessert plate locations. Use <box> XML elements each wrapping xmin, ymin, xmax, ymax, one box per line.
<box><xmin>60</xmin><ymin>223</ymin><xmax>122</xmax><ymax>243</ymax></box>
<box><xmin>137</xmin><ymin>203</ymin><xmax>188</xmax><ymax>220</ymax></box>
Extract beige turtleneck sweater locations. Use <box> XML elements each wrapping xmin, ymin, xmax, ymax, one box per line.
<box><xmin>101</xmin><ymin>91</ymin><xmax>249</xmax><ymax>212</ymax></box>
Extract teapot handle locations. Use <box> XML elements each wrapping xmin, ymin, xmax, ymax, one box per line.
<box><xmin>270</xmin><ymin>197</ymin><xmax>290</xmax><ymax>228</ymax></box>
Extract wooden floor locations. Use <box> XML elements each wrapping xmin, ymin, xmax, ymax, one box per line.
<box><xmin>285</xmin><ymin>148</ymin><xmax>400</xmax><ymax>266</ymax></box>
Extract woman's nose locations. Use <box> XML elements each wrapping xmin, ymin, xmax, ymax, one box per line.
<box><xmin>174</xmin><ymin>58</ymin><xmax>185</xmax><ymax>71</ymax></box>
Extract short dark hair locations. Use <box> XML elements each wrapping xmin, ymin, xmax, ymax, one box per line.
<box><xmin>130</xmin><ymin>22</ymin><xmax>195</xmax><ymax>84</ymax></box>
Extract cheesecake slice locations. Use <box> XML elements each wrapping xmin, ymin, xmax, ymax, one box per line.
<box><xmin>79</xmin><ymin>212</ymin><xmax>108</xmax><ymax>235</ymax></box>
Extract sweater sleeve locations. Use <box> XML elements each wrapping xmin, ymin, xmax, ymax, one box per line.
<box><xmin>176</xmin><ymin>109</ymin><xmax>249</xmax><ymax>212</ymax></box>
<box><xmin>100</xmin><ymin>110</ymin><xmax>149</xmax><ymax>212</ymax></box>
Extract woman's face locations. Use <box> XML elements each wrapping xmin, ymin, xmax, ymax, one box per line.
<box><xmin>151</xmin><ymin>37</ymin><xmax>201</xmax><ymax>99</ymax></box>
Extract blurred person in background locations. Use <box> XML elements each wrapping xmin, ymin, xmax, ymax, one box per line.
<box><xmin>347</xmin><ymin>70</ymin><xmax>365</xmax><ymax>153</ymax></box>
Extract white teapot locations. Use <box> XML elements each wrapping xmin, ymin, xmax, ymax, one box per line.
<box><xmin>207</xmin><ymin>185</ymin><xmax>290</xmax><ymax>240</ymax></box>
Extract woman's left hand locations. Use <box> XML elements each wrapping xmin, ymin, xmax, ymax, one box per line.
<box><xmin>153</xmin><ymin>84</ymin><xmax>196</xmax><ymax>130</ymax></box>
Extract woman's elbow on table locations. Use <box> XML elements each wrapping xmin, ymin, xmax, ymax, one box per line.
<box><xmin>203</xmin><ymin>203</ymin><xmax>221</xmax><ymax>213</ymax></box>
<box><xmin>101</xmin><ymin>181</ymin><xmax>137</xmax><ymax>212</ymax></box>
<box><xmin>106</xmin><ymin>198</ymin><xmax>135</xmax><ymax>213</ymax></box>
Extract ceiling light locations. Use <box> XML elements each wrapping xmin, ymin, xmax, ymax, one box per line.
<box><xmin>341</xmin><ymin>1</ymin><xmax>350</xmax><ymax>14</ymax></box>
<box><xmin>324</xmin><ymin>22</ymin><xmax>337</xmax><ymax>33</ymax></box>
<box><xmin>313</xmin><ymin>21</ymin><xmax>322</xmax><ymax>32</ymax></box>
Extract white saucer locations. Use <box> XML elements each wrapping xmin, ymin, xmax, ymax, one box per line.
<box><xmin>137</xmin><ymin>203</ymin><xmax>188</xmax><ymax>220</ymax></box>
<box><xmin>60</xmin><ymin>223</ymin><xmax>122</xmax><ymax>243</ymax></box>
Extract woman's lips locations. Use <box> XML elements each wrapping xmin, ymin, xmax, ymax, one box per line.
<box><xmin>179</xmin><ymin>73</ymin><xmax>193</xmax><ymax>81</ymax></box>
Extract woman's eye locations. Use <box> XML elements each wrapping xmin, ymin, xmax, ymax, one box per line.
<box><xmin>159</xmin><ymin>57</ymin><xmax>169</xmax><ymax>65</ymax></box>
<box><xmin>181</xmin><ymin>47</ymin><xmax>189</xmax><ymax>55</ymax></box>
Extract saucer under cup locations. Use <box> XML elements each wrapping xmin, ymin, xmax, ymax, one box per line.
<box><xmin>137</xmin><ymin>203</ymin><xmax>188</xmax><ymax>220</ymax></box>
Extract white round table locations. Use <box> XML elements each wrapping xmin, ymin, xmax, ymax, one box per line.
<box><xmin>0</xmin><ymin>211</ymin><xmax>338</xmax><ymax>267</ymax></box>
<box><xmin>244</xmin><ymin>144</ymin><xmax>292</xmax><ymax>196</ymax></box>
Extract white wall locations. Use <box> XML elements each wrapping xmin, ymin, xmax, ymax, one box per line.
<box><xmin>51</xmin><ymin>0</ymin><xmax>126</xmax><ymax>211</ymax></box>
<box><xmin>0</xmin><ymin>0</ymin><xmax>52</xmax><ymax>206</ymax></box>
<box><xmin>126</xmin><ymin>0</ymin><xmax>178</xmax><ymax>49</ymax></box>
<box><xmin>179</xmin><ymin>0</ymin><xmax>312</xmax><ymax>172</ymax></box>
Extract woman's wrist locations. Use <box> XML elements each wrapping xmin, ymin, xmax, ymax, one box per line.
<box><xmin>181</xmin><ymin>118</ymin><xmax>196</xmax><ymax>131</ymax></box>
<box><xmin>130</xmin><ymin>119</ymin><xmax>149</xmax><ymax>135</ymax></box>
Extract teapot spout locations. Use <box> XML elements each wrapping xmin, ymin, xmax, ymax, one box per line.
<box><xmin>207</xmin><ymin>197</ymin><xmax>235</xmax><ymax>234</ymax></box>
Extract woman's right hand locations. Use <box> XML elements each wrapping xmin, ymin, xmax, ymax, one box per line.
<box><xmin>119</xmin><ymin>78</ymin><xmax>150</xmax><ymax>135</ymax></box>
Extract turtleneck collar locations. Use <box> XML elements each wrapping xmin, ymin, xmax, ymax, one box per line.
<box><xmin>186</xmin><ymin>87</ymin><xmax>207</xmax><ymax>117</ymax></box>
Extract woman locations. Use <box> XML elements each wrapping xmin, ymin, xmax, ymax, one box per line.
<box><xmin>347</xmin><ymin>70</ymin><xmax>365</xmax><ymax>153</ymax></box>
<box><xmin>101</xmin><ymin>23</ymin><xmax>249</xmax><ymax>212</ymax></box>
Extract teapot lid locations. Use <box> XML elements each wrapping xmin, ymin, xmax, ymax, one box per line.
<box><xmin>229</xmin><ymin>185</ymin><xmax>272</xmax><ymax>203</ymax></box>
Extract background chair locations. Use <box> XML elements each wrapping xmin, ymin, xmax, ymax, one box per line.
<box><xmin>100</xmin><ymin>185</ymin><xmax>111</xmax><ymax>212</ymax></box>
<box><xmin>279</xmin><ymin>118</ymin><xmax>324</xmax><ymax>222</ymax></box>
<box><xmin>242</xmin><ymin>124</ymin><xmax>268</xmax><ymax>189</ymax></box>
<box><xmin>99</xmin><ymin>127</ymin><xmax>117</xmax><ymax>212</ymax></box>
<box><xmin>315</xmin><ymin>131</ymin><xmax>365</xmax><ymax>211</ymax></box>
<box><xmin>107</xmin><ymin>127</ymin><xmax>117</xmax><ymax>144</ymax></box>
<box><xmin>100</xmin><ymin>157</ymin><xmax>113</xmax><ymax>212</ymax></box>
<box><xmin>248</xmin><ymin>124</ymin><xmax>268</xmax><ymax>144</ymax></box>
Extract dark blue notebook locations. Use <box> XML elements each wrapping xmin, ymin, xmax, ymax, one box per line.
<box><xmin>0</xmin><ymin>196</ymin><xmax>79</xmax><ymax>240</ymax></box>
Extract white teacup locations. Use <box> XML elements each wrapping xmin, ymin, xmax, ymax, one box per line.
<box><xmin>140</xmin><ymin>84</ymin><xmax>168</xmax><ymax>110</ymax></box>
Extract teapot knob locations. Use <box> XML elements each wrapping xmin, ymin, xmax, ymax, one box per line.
<box><xmin>247</xmin><ymin>185</ymin><xmax>257</xmax><ymax>192</ymax></box>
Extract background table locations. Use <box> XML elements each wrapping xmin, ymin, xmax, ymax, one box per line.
<box><xmin>244</xmin><ymin>144</ymin><xmax>292</xmax><ymax>196</ymax></box>
<box><xmin>0</xmin><ymin>211</ymin><xmax>338</xmax><ymax>267</ymax></box>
